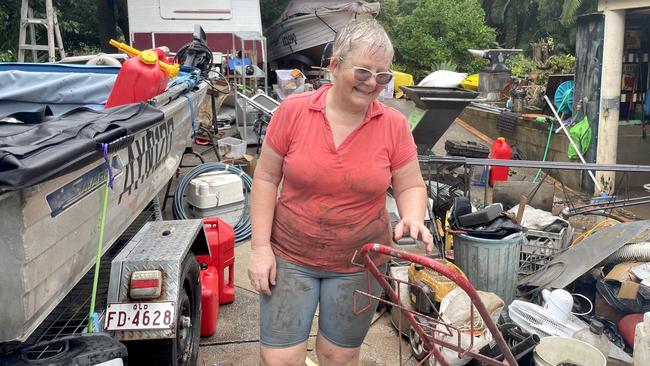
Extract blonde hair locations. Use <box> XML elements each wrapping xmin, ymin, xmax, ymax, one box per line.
<box><xmin>331</xmin><ymin>19</ymin><xmax>394</xmax><ymax>62</ymax></box>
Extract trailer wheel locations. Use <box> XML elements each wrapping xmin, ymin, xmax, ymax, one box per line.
<box><xmin>126</xmin><ymin>253</ymin><xmax>201</xmax><ymax>366</ymax></box>
<box><xmin>174</xmin><ymin>253</ymin><xmax>201</xmax><ymax>366</ymax></box>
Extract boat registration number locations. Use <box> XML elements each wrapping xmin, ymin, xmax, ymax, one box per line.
<box><xmin>104</xmin><ymin>302</ymin><xmax>175</xmax><ymax>331</ymax></box>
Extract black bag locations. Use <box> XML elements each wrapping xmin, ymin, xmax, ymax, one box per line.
<box><xmin>596</xmin><ymin>279</ymin><xmax>650</xmax><ymax>314</ymax></box>
<box><xmin>450</xmin><ymin>197</ymin><xmax>525</xmax><ymax>239</ymax></box>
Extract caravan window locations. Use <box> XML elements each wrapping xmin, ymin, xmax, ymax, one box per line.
<box><xmin>159</xmin><ymin>0</ymin><xmax>232</xmax><ymax>20</ymax></box>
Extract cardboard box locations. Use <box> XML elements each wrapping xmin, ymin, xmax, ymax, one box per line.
<box><xmin>605</xmin><ymin>262</ymin><xmax>643</xmax><ymax>300</ymax></box>
<box><xmin>618</xmin><ymin>281</ymin><xmax>641</xmax><ymax>300</ymax></box>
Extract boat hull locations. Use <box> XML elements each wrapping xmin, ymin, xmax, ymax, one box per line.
<box><xmin>267</xmin><ymin>11</ymin><xmax>375</xmax><ymax>64</ymax></box>
<box><xmin>0</xmin><ymin>83</ymin><xmax>207</xmax><ymax>343</ymax></box>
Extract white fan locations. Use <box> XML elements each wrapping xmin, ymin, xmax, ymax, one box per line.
<box><xmin>508</xmin><ymin>300</ymin><xmax>588</xmax><ymax>338</ymax></box>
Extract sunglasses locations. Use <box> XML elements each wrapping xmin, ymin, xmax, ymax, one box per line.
<box><xmin>338</xmin><ymin>58</ymin><xmax>393</xmax><ymax>85</ymax></box>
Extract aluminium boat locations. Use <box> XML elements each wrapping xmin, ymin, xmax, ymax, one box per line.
<box><xmin>266</xmin><ymin>0</ymin><xmax>380</xmax><ymax>67</ymax></box>
<box><xmin>0</xmin><ymin>62</ymin><xmax>207</xmax><ymax>344</ymax></box>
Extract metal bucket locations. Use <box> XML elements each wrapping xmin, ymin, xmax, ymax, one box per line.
<box><xmin>454</xmin><ymin>232</ymin><xmax>525</xmax><ymax>305</ymax></box>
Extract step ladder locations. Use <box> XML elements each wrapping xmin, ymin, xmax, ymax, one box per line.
<box><xmin>17</xmin><ymin>0</ymin><xmax>66</xmax><ymax>62</ymax></box>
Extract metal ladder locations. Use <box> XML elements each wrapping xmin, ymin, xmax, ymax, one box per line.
<box><xmin>17</xmin><ymin>0</ymin><xmax>66</xmax><ymax>62</ymax></box>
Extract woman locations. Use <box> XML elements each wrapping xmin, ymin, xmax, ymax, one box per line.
<box><xmin>248</xmin><ymin>19</ymin><xmax>432</xmax><ymax>366</ymax></box>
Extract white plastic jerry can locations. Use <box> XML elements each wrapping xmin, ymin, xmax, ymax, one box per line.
<box><xmin>635</xmin><ymin>312</ymin><xmax>650</xmax><ymax>365</ymax></box>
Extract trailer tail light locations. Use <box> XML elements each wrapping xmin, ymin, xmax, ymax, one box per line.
<box><xmin>130</xmin><ymin>270</ymin><xmax>162</xmax><ymax>299</ymax></box>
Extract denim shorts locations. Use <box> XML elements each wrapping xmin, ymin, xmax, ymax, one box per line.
<box><xmin>259</xmin><ymin>256</ymin><xmax>385</xmax><ymax>348</ymax></box>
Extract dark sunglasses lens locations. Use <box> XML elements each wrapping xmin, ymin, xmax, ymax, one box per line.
<box><xmin>376</xmin><ymin>73</ymin><xmax>393</xmax><ymax>85</ymax></box>
<box><xmin>354</xmin><ymin>69</ymin><xmax>372</xmax><ymax>82</ymax></box>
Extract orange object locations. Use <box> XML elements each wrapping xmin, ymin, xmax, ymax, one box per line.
<box><xmin>488</xmin><ymin>137</ymin><xmax>512</xmax><ymax>187</ymax></box>
<box><xmin>105</xmin><ymin>50</ymin><xmax>169</xmax><ymax>108</ymax></box>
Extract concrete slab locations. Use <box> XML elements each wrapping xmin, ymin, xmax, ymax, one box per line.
<box><xmin>234</xmin><ymin>240</ymin><xmax>255</xmax><ymax>293</ymax></box>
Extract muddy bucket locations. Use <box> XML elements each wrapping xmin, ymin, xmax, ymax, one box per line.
<box><xmin>533</xmin><ymin>336</ymin><xmax>606</xmax><ymax>366</ymax></box>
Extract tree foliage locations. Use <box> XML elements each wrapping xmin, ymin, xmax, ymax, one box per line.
<box><xmin>0</xmin><ymin>0</ymin><xmax>591</xmax><ymax>73</ymax></box>
<box><xmin>260</xmin><ymin>0</ymin><xmax>292</xmax><ymax>29</ymax></box>
<box><xmin>0</xmin><ymin>0</ymin><xmax>127</xmax><ymax>60</ymax></box>
<box><xmin>384</xmin><ymin>0</ymin><xmax>496</xmax><ymax>78</ymax></box>
<box><xmin>479</xmin><ymin>0</ymin><xmax>597</xmax><ymax>53</ymax></box>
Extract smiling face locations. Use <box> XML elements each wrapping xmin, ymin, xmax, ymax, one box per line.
<box><xmin>330</xmin><ymin>45</ymin><xmax>392</xmax><ymax>111</ymax></box>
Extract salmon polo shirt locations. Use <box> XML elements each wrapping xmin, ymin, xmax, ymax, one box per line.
<box><xmin>264</xmin><ymin>83</ymin><xmax>418</xmax><ymax>272</ymax></box>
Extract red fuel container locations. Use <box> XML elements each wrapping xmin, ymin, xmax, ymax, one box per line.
<box><xmin>197</xmin><ymin>217</ymin><xmax>235</xmax><ymax>336</ymax></box>
<box><xmin>201</xmin><ymin>217</ymin><xmax>236</xmax><ymax>305</ymax></box>
<box><xmin>488</xmin><ymin>137</ymin><xmax>512</xmax><ymax>187</ymax></box>
<box><xmin>199</xmin><ymin>267</ymin><xmax>219</xmax><ymax>336</ymax></box>
<box><xmin>104</xmin><ymin>50</ymin><xmax>168</xmax><ymax>108</ymax></box>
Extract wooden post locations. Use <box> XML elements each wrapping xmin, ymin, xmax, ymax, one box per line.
<box><xmin>45</xmin><ymin>0</ymin><xmax>56</xmax><ymax>62</ymax></box>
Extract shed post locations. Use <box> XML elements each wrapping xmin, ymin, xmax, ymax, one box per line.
<box><xmin>595</xmin><ymin>8</ymin><xmax>626</xmax><ymax>195</ymax></box>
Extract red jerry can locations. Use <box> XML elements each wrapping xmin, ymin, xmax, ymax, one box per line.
<box><xmin>104</xmin><ymin>50</ymin><xmax>169</xmax><ymax>108</ymax></box>
<box><xmin>197</xmin><ymin>218</ymin><xmax>236</xmax><ymax>336</ymax></box>
<box><xmin>202</xmin><ymin>218</ymin><xmax>236</xmax><ymax>305</ymax></box>
<box><xmin>198</xmin><ymin>266</ymin><xmax>219</xmax><ymax>337</ymax></box>
<box><xmin>488</xmin><ymin>137</ymin><xmax>512</xmax><ymax>187</ymax></box>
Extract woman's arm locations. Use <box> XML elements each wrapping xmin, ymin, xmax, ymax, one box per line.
<box><xmin>248</xmin><ymin>142</ymin><xmax>284</xmax><ymax>295</ymax></box>
<box><xmin>391</xmin><ymin>159</ymin><xmax>433</xmax><ymax>253</ymax></box>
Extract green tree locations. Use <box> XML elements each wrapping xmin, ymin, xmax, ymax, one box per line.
<box><xmin>0</xmin><ymin>0</ymin><xmax>127</xmax><ymax>60</ymax></box>
<box><xmin>392</xmin><ymin>0</ymin><xmax>496</xmax><ymax>78</ymax></box>
<box><xmin>0</xmin><ymin>1</ymin><xmax>21</xmax><ymax>59</ymax></box>
<box><xmin>260</xmin><ymin>0</ymin><xmax>292</xmax><ymax>29</ymax></box>
<box><xmin>479</xmin><ymin>0</ymin><xmax>597</xmax><ymax>53</ymax></box>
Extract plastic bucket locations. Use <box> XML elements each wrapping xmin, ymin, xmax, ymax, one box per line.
<box><xmin>533</xmin><ymin>336</ymin><xmax>606</xmax><ymax>366</ymax></box>
<box><xmin>454</xmin><ymin>232</ymin><xmax>524</xmax><ymax>305</ymax></box>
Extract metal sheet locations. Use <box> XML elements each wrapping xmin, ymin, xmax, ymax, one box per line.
<box><xmin>518</xmin><ymin>220</ymin><xmax>650</xmax><ymax>289</ymax></box>
<box><xmin>417</xmin><ymin>155</ymin><xmax>650</xmax><ymax>172</ymax></box>
<box><xmin>108</xmin><ymin>219</ymin><xmax>206</xmax><ymax>341</ymax></box>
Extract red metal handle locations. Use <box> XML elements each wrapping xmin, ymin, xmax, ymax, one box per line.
<box><xmin>360</xmin><ymin>243</ymin><xmax>517</xmax><ymax>366</ymax></box>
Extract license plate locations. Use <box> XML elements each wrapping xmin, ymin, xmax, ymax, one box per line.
<box><xmin>104</xmin><ymin>302</ymin><xmax>175</xmax><ymax>331</ymax></box>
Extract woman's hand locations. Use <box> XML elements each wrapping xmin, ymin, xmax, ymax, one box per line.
<box><xmin>394</xmin><ymin>218</ymin><xmax>434</xmax><ymax>254</ymax></box>
<box><xmin>247</xmin><ymin>245</ymin><xmax>276</xmax><ymax>296</ymax></box>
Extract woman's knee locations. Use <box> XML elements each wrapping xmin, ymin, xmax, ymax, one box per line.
<box><xmin>315</xmin><ymin>335</ymin><xmax>360</xmax><ymax>366</ymax></box>
<box><xmin>260</xmin><ymin>343</ymin><xmax>308</xmax><ymax>366</ymax></box>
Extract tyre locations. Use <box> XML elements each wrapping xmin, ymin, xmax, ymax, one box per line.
<box><xmin>126</xmin><ymin>253</ymin><xmax>202</xmax><ymax>366</ymax></box>
<box><xmin>409</xmin><ymin>325</ymin><xmax>429</xmax><ymax>362</ymax></box>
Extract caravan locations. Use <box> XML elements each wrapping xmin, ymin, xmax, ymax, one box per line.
<box><xmin>128</xmin><ymin>0</ymin><xmax>263</xmax><ymax>53</ymax></box>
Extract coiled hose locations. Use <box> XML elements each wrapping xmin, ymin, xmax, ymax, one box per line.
<box><xmin>603</xmin><ymin>242</ymin><xmax>650</xmax><ymax>264</ymax></box>
<box><xmin>173</xmin><ymin>162</ymin><xmax>253</xmax><ymax>242</ymax></box>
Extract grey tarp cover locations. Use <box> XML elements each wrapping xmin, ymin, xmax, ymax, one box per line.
<box><xmin>0</xmin><ymin>69</ymin><xmax>117</xmax><ymax>117</ymax></box>
<box><xmin>0</xmin><ymin>103</ymin><xmax>164</xmax><ymax>190</ymax></box>
<box><xmin>270</xmin><ymin>1</ymin><xmax>380</xmax><ymax>28</ymax></box>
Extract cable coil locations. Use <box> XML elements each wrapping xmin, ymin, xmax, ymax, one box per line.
<box><xmin>173</xmin><ymin>162</ymin><xmax>253</xmax><ymax>242</ymax></box>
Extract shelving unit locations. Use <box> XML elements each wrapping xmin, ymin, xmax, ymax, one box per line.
<box><xmin>620</xmin><ymin>52</ymin><xmax>649</xmax><ymax>122</ymax></box>
<box><xmin>230</xmin><ymin>32</ymin><xmax>268</xmax><ymax>145</ymax></box>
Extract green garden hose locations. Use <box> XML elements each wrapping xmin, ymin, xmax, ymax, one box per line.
<box><xmin>533</xmin><ymin>117</ymin><xmax>553</xmax><ymax>183</ymax></box>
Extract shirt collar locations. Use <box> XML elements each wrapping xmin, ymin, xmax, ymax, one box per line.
<box><xmin>308</xmin><ymin>83</ymin><xmax>385</xmax><ymax>121</ymax></box>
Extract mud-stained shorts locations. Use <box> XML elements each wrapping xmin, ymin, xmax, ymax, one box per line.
<box><xmin>259</xmin><ymin>256</ymin><xmax>386</xmax><ymax>348</ymax></box>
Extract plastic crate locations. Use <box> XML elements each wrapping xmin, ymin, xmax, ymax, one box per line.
<box><xmin>518</xmin><ymin>227</ymin><xmax>571</xmax><ymax>276</ymax></box>
<box><xmin>217</xmin><ymin>137</ymin><xmax>247</xmax><ymax>159</ymax></box>
<box><xmin>275</xmin><ymin>69</ymin><xmax>305</xmax><ymax>100</ymax></box>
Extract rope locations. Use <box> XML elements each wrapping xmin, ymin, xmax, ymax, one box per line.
<box><xmin>571</xmin><ymin>219</ymin><xmax>619</xmax><ymax>246</ymax></box>
<box><xmin>173</xmin><ymin>162</ymin><xmax>253</xmax><ymax>242</ymax></box>
<box><xmin>185</xmin><ymin>94</ymin><xmax>197</xmax><ymax>138</ymax></box>
<box><xmin>87</xmin><ymin>143</ymin><xmax>113</xmax><ymax>332</ymax></box>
